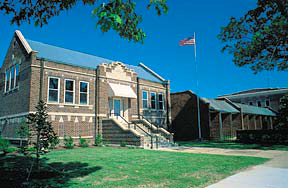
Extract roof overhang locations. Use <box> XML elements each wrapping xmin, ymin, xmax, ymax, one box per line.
<box><xmin>108</xmin><ymin>83</ymin><xmax>137</xmax><ymax>98</ymax></box>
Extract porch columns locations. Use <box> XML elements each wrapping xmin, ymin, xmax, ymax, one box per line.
<box><xmin>254</xmin><ymin>115</ymin><xmax>257</xmax><ymax>130</ymax></box>
<box><xmin>219</xmin><ymin>112</ymin><xmax>223</xmax><ymax>140</ymax></box>
<box><xmin>259</xmin><ymin>116</ymin><xmax>263</xmax><ymax>130</ymax></box>
<box><xmin>269</xmin><ymin>116</ymin><xmax>273</xmax><ymax>130</ymax></box>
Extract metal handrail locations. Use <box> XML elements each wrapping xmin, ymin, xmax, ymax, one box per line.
<box><xmin>109</xmin><ymin>113</ymin><xmax>154</xmax><ymax>149</ymax></box>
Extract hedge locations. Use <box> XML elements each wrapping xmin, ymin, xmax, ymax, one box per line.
<box><xmin>236</xmin><ymin>130</ymin><xmax>288</xmax><ymax>144</ymax></box>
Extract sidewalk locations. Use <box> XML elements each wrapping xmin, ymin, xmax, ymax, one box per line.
<box><xmin>157</xmin><ymin>147</ymin><xmax>288</xmax><ymax>188</ymax></box>
<box><xmin>207</xmin><ymin>151</ymin><xmax>288</xmax><ymax>188</ymax></box>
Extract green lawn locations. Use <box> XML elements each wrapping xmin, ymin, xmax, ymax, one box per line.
<box><xmin>0</xmin><ymin>147</ymin><xmax>268</xmax><ymax>188</ymax></box>
<box><xmin>177</xmin><ymin>141</ymin><xmax>288</xmax><ymax>151</ymax></box>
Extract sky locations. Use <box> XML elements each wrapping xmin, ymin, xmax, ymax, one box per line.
<box><xmin>0</xmin><ymin>0</ymin><xmax>287</xmax><ymax>98</ymax></box>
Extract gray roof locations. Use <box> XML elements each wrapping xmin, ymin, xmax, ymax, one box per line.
<box><xmin>233</xmin><ymin>103</ymin><xmax>276</xmax><ymax>116</ymax></box>
<box><xmin>203</xmin><ymin>98</ymin><xmax>276</xmax><ymax>116</ymax></box>
<box><xmin>203</xmin><ymin>98</ymin><xmax>239</xmax><ymax>113</ymax></box>
<box><xmin>27</xmin><ymin>39</ymin><xmax>164</xmax><ymax>83</ymax></box>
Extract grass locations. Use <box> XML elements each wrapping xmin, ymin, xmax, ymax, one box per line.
<box><xmin>0</xmin><ymin>147</ymin><xmax>268</xmax><ymax>188</ymax></box>
<box><xmin>177</xmin><ymin>141</ymin><xmax>288</xmax><ymax>151</ymax></box>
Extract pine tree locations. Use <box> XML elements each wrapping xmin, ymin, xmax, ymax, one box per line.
<box><xmin>26</xmin><ymin>100</ymin><xmax>58</xmax><ymax>170</ymax></box>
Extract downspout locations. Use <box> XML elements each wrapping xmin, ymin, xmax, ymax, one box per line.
<box><xmin>95</xmin><ymin>67</ymin><xmax>99</xmax><ymax>138</ymax></box>
<box><xmin>165</xmin><ymin>80</ymin><xmax>170</xmax><ymax>130</ymax></box>
<box><xmin>137</xmin><ymin>77</ymin><xmax>140</xmax><ymax>119</ymax></box>
<box><xmin>39</xmin><ymin>58</ymin><xmax>44</xmax><ymax>101</ymax></box>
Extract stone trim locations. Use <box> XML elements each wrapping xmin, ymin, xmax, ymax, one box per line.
<box><xmin>15</xmin><ymin>30</ymin><xmax>32</xmax><ymax>54</ymax></box>
<box><xmin>31</xmin><ymin>64</ymin><xmax>96</xmax><ymax>77</ymax></box>
<box><xmin>48</xmin><ymin>112</ymin><xmax>95</xmax><ymax>117</ymax></box>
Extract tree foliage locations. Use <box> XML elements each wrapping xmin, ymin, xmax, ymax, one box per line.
<box><xmin>274</xmin><ymin>95</ymin><xmax>288</xmax><ymax>130</ymax></box>
<box><xmin>26</xmin><ymin>100</ymin><xmax>58</xmax><ymax>170</ymax></box>
<box><xmin>218</xmin><ymin>0</ymin><xmax>288</xmax><ymax>73</ymax></box>
<box><xmin>0</xmin><ymin>0</ymin><xmax>168</xmax><ymax>43</ymax></box>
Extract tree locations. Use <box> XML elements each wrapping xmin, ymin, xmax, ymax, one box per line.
<box><xmin>0</xmin><ymin>0</ymin><xmax>168</xmax><ymax>43</ymax></box>
<box><xmin>218</xmin><ymin>0</ymin><xmax>288</xmax><ymax>73</ymax></box>
<box><xmin>26</xmin><ymin>100</ymin><xmax>58</xmax><ymax>170</ymax></box>
<box><xmin>274</xmin><ymin>95</ymin><xmax>288</xmax><ymax>130</ymax></box>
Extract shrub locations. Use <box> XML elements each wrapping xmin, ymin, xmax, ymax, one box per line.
<box><xmin>79</xmin><ymin>136</ymin><xmax>89</xmax><ymax>147</ymax></box>
<box><xmin>0</xmin><ymin>137</ymin><xmax>11</xmax><ymax>154</ymax></box>
<box><xmin>49</xmin><ymin>136</ymin><xmax>60</xmax><ymax>149</ymax></box>
<box><xmin>64</xmin><ymin>135</ymin><xmax>74</xmax><ymax>149</ymax></box>
<box><xmin>120</xmin><ymin>141</ymin><xmax>127</xmax><ymax>147</ymax></box>
<box><xmin>94</xmin><ymin>134</ymin><xmax>102</xmax><ymax>146</ymax></box>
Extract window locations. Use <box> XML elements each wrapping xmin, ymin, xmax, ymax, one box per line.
<box><xmin>265</xmin><ymin>99</ymin><xmax>270</xmax><ymax>107</ymax></box>
<box><xmin>48</xmin><ymin>77</ymin><xmax>60</xmax><ymax>103</ymax></box>
<box><xmin>5</xmin><ymin>69</ymin><xmax>10</xmax><ymax>93</ymax></box>
<box><xmin>150</xmin><ymin>92</ymin><xmax>156</xmax><ymax>109</ymax></box>
<box><xmin>142</xmin><ymin>90</ymin><xmax>148</xmax><ymax>109</ymax></box>
<box><xmin>80</xmin><ymin>81</ymin><xmax>89</xmax><ymax>105</ymax></box>
<box><xmin>65</xmin><ymin>79</ymin><xmax>75</xmax><ymax>104</ymax></box>
<box><xmin>158</xmin><ymin>93</ymin><xmax>164</xmax><ymax>110</ymax></box>
<box><xmin>15</xmin><ymin>64</ymin><xmax>19</xmax><ymax>88</ymax></box>
<box><xmin>10</xmin><ymin>66</ymin><xmax>14</xmax><ymax>90</ymax></box>
<box><xmin>257</xmin><ymin>101</ymin><xmax>262</xmax><ymax>107</ymax></box>
<box><xmin>249</xmin><ymin>101</ymin><xmax>253</xmax><ymax>106</ymax></box>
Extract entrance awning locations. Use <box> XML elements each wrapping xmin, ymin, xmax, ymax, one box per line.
<box><xmin>108</xmin><ymin>83</ymin><xmax>137</xmax><ymax>98</ymax></box>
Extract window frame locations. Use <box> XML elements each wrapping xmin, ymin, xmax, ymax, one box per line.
<box><xmin>150</xmin><ymin>92</ymin><xmax>157</xmax><ymax>110</ymax></box>
<box><xmin>64</xmin><ymin>79</ymin><xmax>75</xmax><ymax>104</ymax></box>
<box><xmin>14</xmin><ymin>63</ymin><xmax>20</xmax><ymax>88</ymax></box>
<box><xmin>9</xmin><ymin>65</ymin><xmax>15</xmax><ymax>91</ymax></box>
<box><xmin>4</xmin><ymin>68</ymin><xmax>10</xmax><ymax>93</ymax></box>
<box><xmin>158</xmin><ymin>92</ymin><xmax>165</xmax><ymax>111</ymax></box>
<box><xmin>142</xmin><ymin>90</ymin><xmax>148</xmax><ymax>109</ymax></box>
<box><xmin>47</xmin><ymin>76</ymin><xmax>60</xmax><ymax>104</ymax></box>
<box><xmin>79</xmin><ymin>81</ymin><xmax>89</xmax><ymax>105</ymax></box>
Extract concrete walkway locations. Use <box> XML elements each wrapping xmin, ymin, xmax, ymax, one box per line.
<box><xmin>157</xmin><ymin>147</ymin><xmax>288</xmax><ymax>188</ymax></box>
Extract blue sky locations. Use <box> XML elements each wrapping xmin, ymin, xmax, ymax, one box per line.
<box><xmin>0</xmin><ymin>0</ymin><xmax>287</xmax><ymax>98</ymax></box>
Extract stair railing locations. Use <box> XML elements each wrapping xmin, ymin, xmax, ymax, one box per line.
<box><xmin>109</xmin><ymin>113</ymin><xmax>154</xmax><ymax>149</ymax></box>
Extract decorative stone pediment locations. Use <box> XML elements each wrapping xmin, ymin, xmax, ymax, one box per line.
<box><xmin>101</xmin><ymin>62</ymin><xmax>136</xmax><ymax>82</ymax></box>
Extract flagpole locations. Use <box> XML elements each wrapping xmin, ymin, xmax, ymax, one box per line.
<box><xmin>194</xmin><ymin>32</ymin><xmax>202</xmax><ymax>140</ymax></box>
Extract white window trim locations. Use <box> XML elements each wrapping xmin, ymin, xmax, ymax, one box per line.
<box><xmin>158</xmin><ymin>92</ymin><xmax>164</xmax><ymax>111</ymax></box>
<box><xmin>64</xmin><ymin>79</ymin><xmax>75</xmax><ymax>104</ymax></box>
<box><xmin>47</xmin><ymin>76</ymin><xmax>60</xmax><ymax>104</ymax></box>
<box><xmin>142</xmin><ymin>90</ymin><xmax>148</xmax><ymax>109</ymax></box>
<box><xmin>4</xmin><ymin>68</ymin><xmax>9</xmax><ymax>93</ymax></box>
<box><xmin>79</xmin><ymin>81</ymin><xmax>89</xmax><ymax>105</ymax></box>
<box><xmin>13</xmin><ymin>61</ymin><xmax>20</xmax><ymax>89</ymax></box>
<box><xmin>150</xmin><ymin>92</ymin><xmax>157</xmax><ymax>110</ymax></box>
<box><xmin>9</xmin><ymin>66</ymin><xmax>14</xmax><ymax>91</ymax></box>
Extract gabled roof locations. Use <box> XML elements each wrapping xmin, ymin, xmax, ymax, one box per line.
<box><xmin>202</xmin><ymin>98</ymin><xmax>239</xmax><ymax>113</ymax></box>
<box><xmin>232</xmin><ymin>102</ymin><xmax>276</xmax><ymax>116</ymax></box>
<box><xmin>218</xmin><ymin>88</ymin><xmax>288</xmax><ymax>99</ymax></box>
<box><xmin>16</xmin><ymin>31</ymin><xmax>164</xmax><ymax>83</ymax></box>
<box><xmin>27</xmin><ymin>39</ymin><xmax>113</xmax><ymax>68</ymax></box>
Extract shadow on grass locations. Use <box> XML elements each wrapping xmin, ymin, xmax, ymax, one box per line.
<box><xmin>0</xmin><ymin>154</ymin><xmax>102</xmax><ymax>188</ymax></box>
<box><xmin>177</xmin><ymin>141</ymin><xmax>288</xmax><ymax>150</ymax></box>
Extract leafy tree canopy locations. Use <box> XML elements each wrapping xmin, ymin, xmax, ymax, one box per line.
<box><xmin>0</xmin><ymin>0</ymin><xmax>168</xmax><ymax>43</ymax></box>
<box><xmin>218</xmin><ymin>0</ymin><xmax>288</xmax><ymax>73</ymax></box>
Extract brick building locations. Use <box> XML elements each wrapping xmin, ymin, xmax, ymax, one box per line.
<box><xmin>0</xmin><ymin>30</ymin><xmax>173</xmax><ymax>148</ymax></box>
<box><xmin>171</xmin><ymin>91</ymin><xmax>276</xmax><ymax>141</ymax></box>
<box><xmin>218</xmin><ymin>88</ymin><xmax>288</xmax><ymax>112</ymax></box>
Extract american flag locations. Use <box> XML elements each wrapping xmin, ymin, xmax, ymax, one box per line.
<box><xmin>179</xmin><ymin>37</ymin><xmax>195</xmax><ymax>46</ymax></box>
